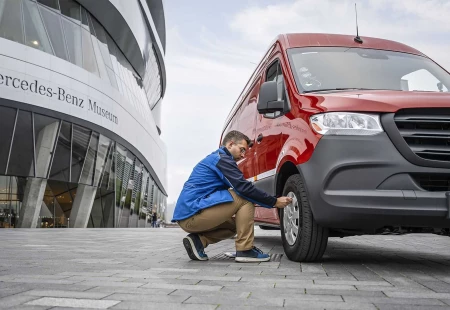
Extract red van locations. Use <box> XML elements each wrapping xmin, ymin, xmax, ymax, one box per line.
<box><xmin>220</xmin><ymin>33</ymin><xmax>450</xmax><ymax>262</ymax></box>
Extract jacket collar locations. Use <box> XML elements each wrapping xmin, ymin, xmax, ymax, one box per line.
<box><xmin>219</xmin><ymin>146</ymin><xmax>233</xmax><ymax>158</ymax></box>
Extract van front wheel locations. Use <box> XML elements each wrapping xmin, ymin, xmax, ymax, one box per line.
<box><xmin>280</xmin><ymin>174</ymin><xmax>329</xmax><ymax>262</ymax></box>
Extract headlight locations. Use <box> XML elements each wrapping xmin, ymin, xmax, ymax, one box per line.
<box><xmin>310</xmin><ymin>112</ymin><xmax>383</xmax><ymax>135</ymax></box>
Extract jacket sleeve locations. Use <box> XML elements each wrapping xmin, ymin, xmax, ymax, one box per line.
<box><xmin>216</xmin><ymin>155</ymin><xmax>277</xmax><ymax>208</ymax></box>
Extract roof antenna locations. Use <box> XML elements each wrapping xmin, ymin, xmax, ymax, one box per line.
<box><xmin>354</xmin><ymin>3</ymin><xmax>363</xmax><ymax>44</ymax></box>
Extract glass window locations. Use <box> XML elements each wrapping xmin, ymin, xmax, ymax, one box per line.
<box><xmin>89</xmin><ymin>25</ymin><xmax>109</xmax><ymax>82</ymax></box>
<box><xmin>0</xmin><ymin>107</ymin><xmax>17</xmax><ymax>174</ymax></box>
<box><xmin>59</xmin><ymin>0</ymin><xmax>80</xmax><ymax>22</ymax></box>
<box><xmin>71</xmin><ymin>124</ymin><xmax>91</xmax><ymax>183</ymax></box>
<box><xmin>62</xmin><ymin>17</ymin><xmax>82</xmax><ymax>66</ymax></box>
<box><xmin>288</xmin><ymin>47</ymin><xmax>450</xmax><ymax>93</ymax></box>
<box><xmin>7</xmin><ymin>110</ymin><xmax>34</xmax><ymax>177</ymax></box>
<box><xmin>23</xmin><ymin>0</ymin><xmax>53</xmax><ymax>53</ymax></box>
<box><xmin>38</xmin><ymin>5</ymin><xmax>68</xmax><ymax>60</ymax></box>
<box><xmin>93</xmin><ymin>134</ymin><xmax>111</xmax><ymax>187</ymax></box>
<box><xmin>81</xmin><ymin>28</ymin><xmax>99</xmax><ymax>76</ymax></box>
<box><xmin>90</xmin><ymin>16</ymin><xmax>113</xmax><ymax>70</ymax></box>
<box><xmin>34</xmin><ymin>114</ymin><xmax>59</xmax><ymax>178</ymax></box>
<box><xmin>49</xmin><ymin>121</ymin><xmax>71</xmax><ymax>182</ymax></box>
<box><xmin>80</xmin><ymin>7</ymin><xmax>88</xmax><ymax>29</ymax></box>
<box><xmin>0</xmin><ymin>0</ymin><xmax>24</xmax><ymax>44</ymax></box>
<box><xmin>37</xmin><ymin>0</ymin><xmax>59</xmax><ymax>11</ymax></box>
<box><xmin>79</xmin><ymin>131</ymin><xmax>98</xmax><ymax>185</ymax></box>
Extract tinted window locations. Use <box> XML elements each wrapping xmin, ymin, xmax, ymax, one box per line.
<box><xmin>0</xmin><ymin>107</ymin><xmax>17</xmax><ymax>174</ymax></box>
<box><xmin>39</xmin><ymin>5</ymin><xmax>68</xmax><ymax>60</ymax></box>
<box><xmin>49</xmin><ymin>121</ymin><xmax>71</xmax><ymax>182</ymax></box>
<box><xmin>8</xmin><ymin>110</ymin><xmax>34</xmax><ymax>177</ymax></box>
<box><xmin>266</xmin><ymin>62</ymin><xmax>278</xmax><ymax>82</ymax></box>
<box><xmin>0</xmin><ymin>0</ymin><xmax>24</xmax><ymax>44</ymax></box>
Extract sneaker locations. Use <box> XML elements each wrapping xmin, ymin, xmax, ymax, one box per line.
<box><xmin>183</xmin><ymin>234</ymin><xmax>208</xmax><ymax>261</ymax></box>
<box><xmin>225</xmin><ymin>247</ymin><xmax>263</xmax><ymax>259</ymax></box>
<box><xmin>235</xmin><ymin>246</ymin><xmax>270</xmax><ymax>263</ymax></box>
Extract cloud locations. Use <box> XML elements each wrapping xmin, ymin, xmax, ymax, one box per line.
<box><xmin>229</xmin><ymin>0</ymin><xmax>450</xmax><ymax>70</ymax></box>
<box><xmin>162</xmin><ymin>1</ymin><xmax>450</xmax><ymax>206</ymax></box>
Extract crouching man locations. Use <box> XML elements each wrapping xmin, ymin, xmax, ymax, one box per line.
<box><xmin>171</xmin><ymin>130</ymin><xmax>292</xmax><ymax>262</ymax></box>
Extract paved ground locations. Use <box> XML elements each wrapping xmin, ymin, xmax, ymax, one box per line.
<box><xmin>1</xmin><ymin>228</ymin><xmax>450</xmax><ymax>310</ymax></box>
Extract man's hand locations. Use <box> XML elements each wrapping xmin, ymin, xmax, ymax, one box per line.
<box><xmin>274</xmin><ymin>196</ymin><xmax>293</xmax><ymax>208</ymax></box>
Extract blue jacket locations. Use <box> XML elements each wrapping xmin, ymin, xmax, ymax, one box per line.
<box><xmin>172</xmin><ymin>146</ymin><xmax>277</xmax><ymax>222</ymax></box>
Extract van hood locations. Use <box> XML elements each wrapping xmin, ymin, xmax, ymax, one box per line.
<box><xmin>304</xmin><ymin>90</ymin><xmax>450</xmax><ymax>113</ymax></box>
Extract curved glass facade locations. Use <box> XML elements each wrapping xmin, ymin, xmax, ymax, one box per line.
<box><xmin>0</xmin><ymin>0</ymin><xmax>162</xmax><ymax>123</ymax></box>
<box><xmin>0</xmin><ymin>0</ymin><xmax>167</xmax><ymax>228</ymax></box>
<box><xmin>0</xmin><ymin>106</ymin><xmax>166</xmax><ymax>228</ymax></box>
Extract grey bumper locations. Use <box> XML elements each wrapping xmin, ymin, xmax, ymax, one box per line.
<box><xmin>298</xmin><ymin>133</ymin><xmax>450</xmax><ymax>230</ymax></box>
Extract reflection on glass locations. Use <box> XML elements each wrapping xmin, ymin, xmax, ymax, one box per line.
<box><xmin>80</xmin><ymin>7</ymin><xmax>88</xmax><ymax>29</ymax></box>
<box><xmin>34</xmin><ymin>114</ymin><xmax>59</xmax><ymax>178</ymax></box>
<box><xmin>39</xmin><ymin>5</ymin><xmax>68</xmax><ymax>60</ymax></box>
<box><xmin>0</xmin><ymin>176</ymin><xmax>23</xmax><ymax>228</ymax></box>
<box><xmin>23</xmin><ymin>0</ymin><xmax>53</xmax><ymax>53</ymax></box>
<box><xmin>59</xmin><ymin>0</ymin><xmax>80</xmax><ymax>22</ymax></box>
<box><xmin>0</xmin><ymin>107</ymin><xmax>17</xmax><ymax>174</ymax></box>
<box><xmin>62</xmin><ymin>17</ymin><xmax>82</xmax><ymax>66</ymax></box>
<box><xmin>79</xmin><ymin>132</ymin><xmax>98</xmax><ymax>185</ymax></box>
<box><xmin>0</xmin><ymin>0</ymin><xmax>24</xmax><ymax>44</ymax></box>
<box><xmin>49</xmin><ymin>121</ymin><xmax>71</xmax><ymax>182</ymax></box>
<box><xmin>8</xmin><ymin>110</ymin><xmax>34</xmax><ymax>177</ymax></box>
<box><xmin>81</xmin><ymin>28</ymin><xmax>99</xmax><ymax>76</ymax></box>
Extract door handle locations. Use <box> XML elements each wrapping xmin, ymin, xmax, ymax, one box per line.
<box><xmin>257</xmin><ymin>134</ymin><xmax>263</xmax><ymax>143</ymax></box>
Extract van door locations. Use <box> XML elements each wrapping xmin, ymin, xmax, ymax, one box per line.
<box><xmin>254</xmin><ymin>58</ymin><xmax>284</xmax><ymax>222</ymax></box>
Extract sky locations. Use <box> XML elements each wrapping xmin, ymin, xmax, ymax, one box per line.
<box><xmin>160</xmin><ymin>0</ymin><xmax>450</xmax><ymax>209</ymax></box>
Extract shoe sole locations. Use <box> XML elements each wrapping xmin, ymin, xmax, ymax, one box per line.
<box><xmin>183</xmin><ymin>236</ymin><xmax>208</xmax><ymax>261</ymax></box>
<box><xmin>235</xmin><ymin>256</ymin><xmax>271</xmax><ymax>263</ymax></box>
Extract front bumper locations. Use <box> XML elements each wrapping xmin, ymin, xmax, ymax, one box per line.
<box><xmin>298</xmin><ymin>133</ymin><xmax>450</xmax><ymax>230</ymax></box>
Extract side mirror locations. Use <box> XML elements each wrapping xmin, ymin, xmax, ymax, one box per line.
<box><xmin>257</xmin><ymin>81</ymin><xmax>285</xmax><ymax>114</ymax></box>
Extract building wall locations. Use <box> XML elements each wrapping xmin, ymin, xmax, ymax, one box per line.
<box><xmin>0</xmin><ymin>0</ymin><xmax>167</xmax><ymax>228</ymax></box>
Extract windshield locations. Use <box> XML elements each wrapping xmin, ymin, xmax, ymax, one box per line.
<box><xmin>287</xmin><ymin>47</ymin><xmax>450</xmax><ymax>93</ymax></box>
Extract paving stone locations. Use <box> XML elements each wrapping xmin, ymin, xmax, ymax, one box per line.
<box><xmin>1</xmin><ymin>228</ymin><xmax>450</xmax><ymax>309</ymax></box>
<box><xmin>25</xmin><ymin>297</ymin><xmax>120</xmax><ymax>309</ymax></box>
<box><xmin>343</xmin><ymin>296</ymin><xmax>446</xmax><ymax>305</ymax></box>
<box><xmin>283</xmin><ymin>299</ymin><xmax>377</xmax><ymax>309</ymax></box>
<box><xmin>22</xmin><ymin>290</ymin><xmax>112</xmax><ymax>299</ymax></box>
<box><xmin>111</xmin><ymin>302</ymin><xmax>217</xmax><ymax>310</ymax></box>
<box><xmin>0</xmin><ymin>294</ymin><xmax>42</xmax><ymax>309</ymax></box>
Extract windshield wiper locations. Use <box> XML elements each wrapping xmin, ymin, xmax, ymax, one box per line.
<box><xmin>303</xmin><ymin>88</ymin><xmax>389</xmax><ymax>93</ymax></box>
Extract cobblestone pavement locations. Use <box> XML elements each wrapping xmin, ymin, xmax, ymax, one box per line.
<box><xmin>1</xmin><ymin>228</ymin><xmax>450</xmax><ymax>310</ymax></box>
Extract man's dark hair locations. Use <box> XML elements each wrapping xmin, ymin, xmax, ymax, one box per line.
<box><xmin>222</xmin><ymin>130</ymin><xmax>252</xmax><ymax>147</ymax></box>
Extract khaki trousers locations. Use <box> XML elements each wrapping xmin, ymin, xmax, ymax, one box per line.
<box><xmin>178</xmin><ymin>189</ymin><xmax>254</xmax><ymax>251</ymax></box>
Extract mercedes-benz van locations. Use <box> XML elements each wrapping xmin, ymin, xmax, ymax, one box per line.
<box><xmin>220</xmin><ymin>33</ymin><xmax>450</xmax><ymax>262</ymax></box>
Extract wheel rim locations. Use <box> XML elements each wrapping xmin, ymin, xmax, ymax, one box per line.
<box><xmin>284</xmin><ymin>191</ymin><xmax>300</xmax><ymax>246</ymax></box>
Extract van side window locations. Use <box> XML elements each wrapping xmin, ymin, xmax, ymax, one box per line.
<box><xmin>264</xmin><ymin>60</ymin><xmax>284</xmax><ymax>118</ymax></box>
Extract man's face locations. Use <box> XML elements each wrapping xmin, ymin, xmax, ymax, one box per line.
<box><xmin>226</xmin><ymin>139</ymin><xmax>249</xmax><ymax>161</ymax></box>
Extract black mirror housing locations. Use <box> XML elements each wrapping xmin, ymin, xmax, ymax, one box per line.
<box><xmin>257</xmin><ymin>81</ymin><xmax>286</xmax><ymax>114</ymax></box>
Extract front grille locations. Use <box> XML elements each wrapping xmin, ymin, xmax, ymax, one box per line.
<box><xmin>394</xmin><ymin>109</ymin><xmax>450</xmax><ymax>162</ymax></box>
<box><xmin>411</xmin><ymin>173</ymin><xmax>450</xmax><ymax>192</ymax></box>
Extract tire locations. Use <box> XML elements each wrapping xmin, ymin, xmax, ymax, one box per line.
<box><xmin>259</xmin><ymin>225</ymin><xmax>280</xmax><ymax>230</ymax></box>
<box><xmin>280</xmin><ymin>174</ymin><xmax>329</xmax><ymax>262</ymax></box>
